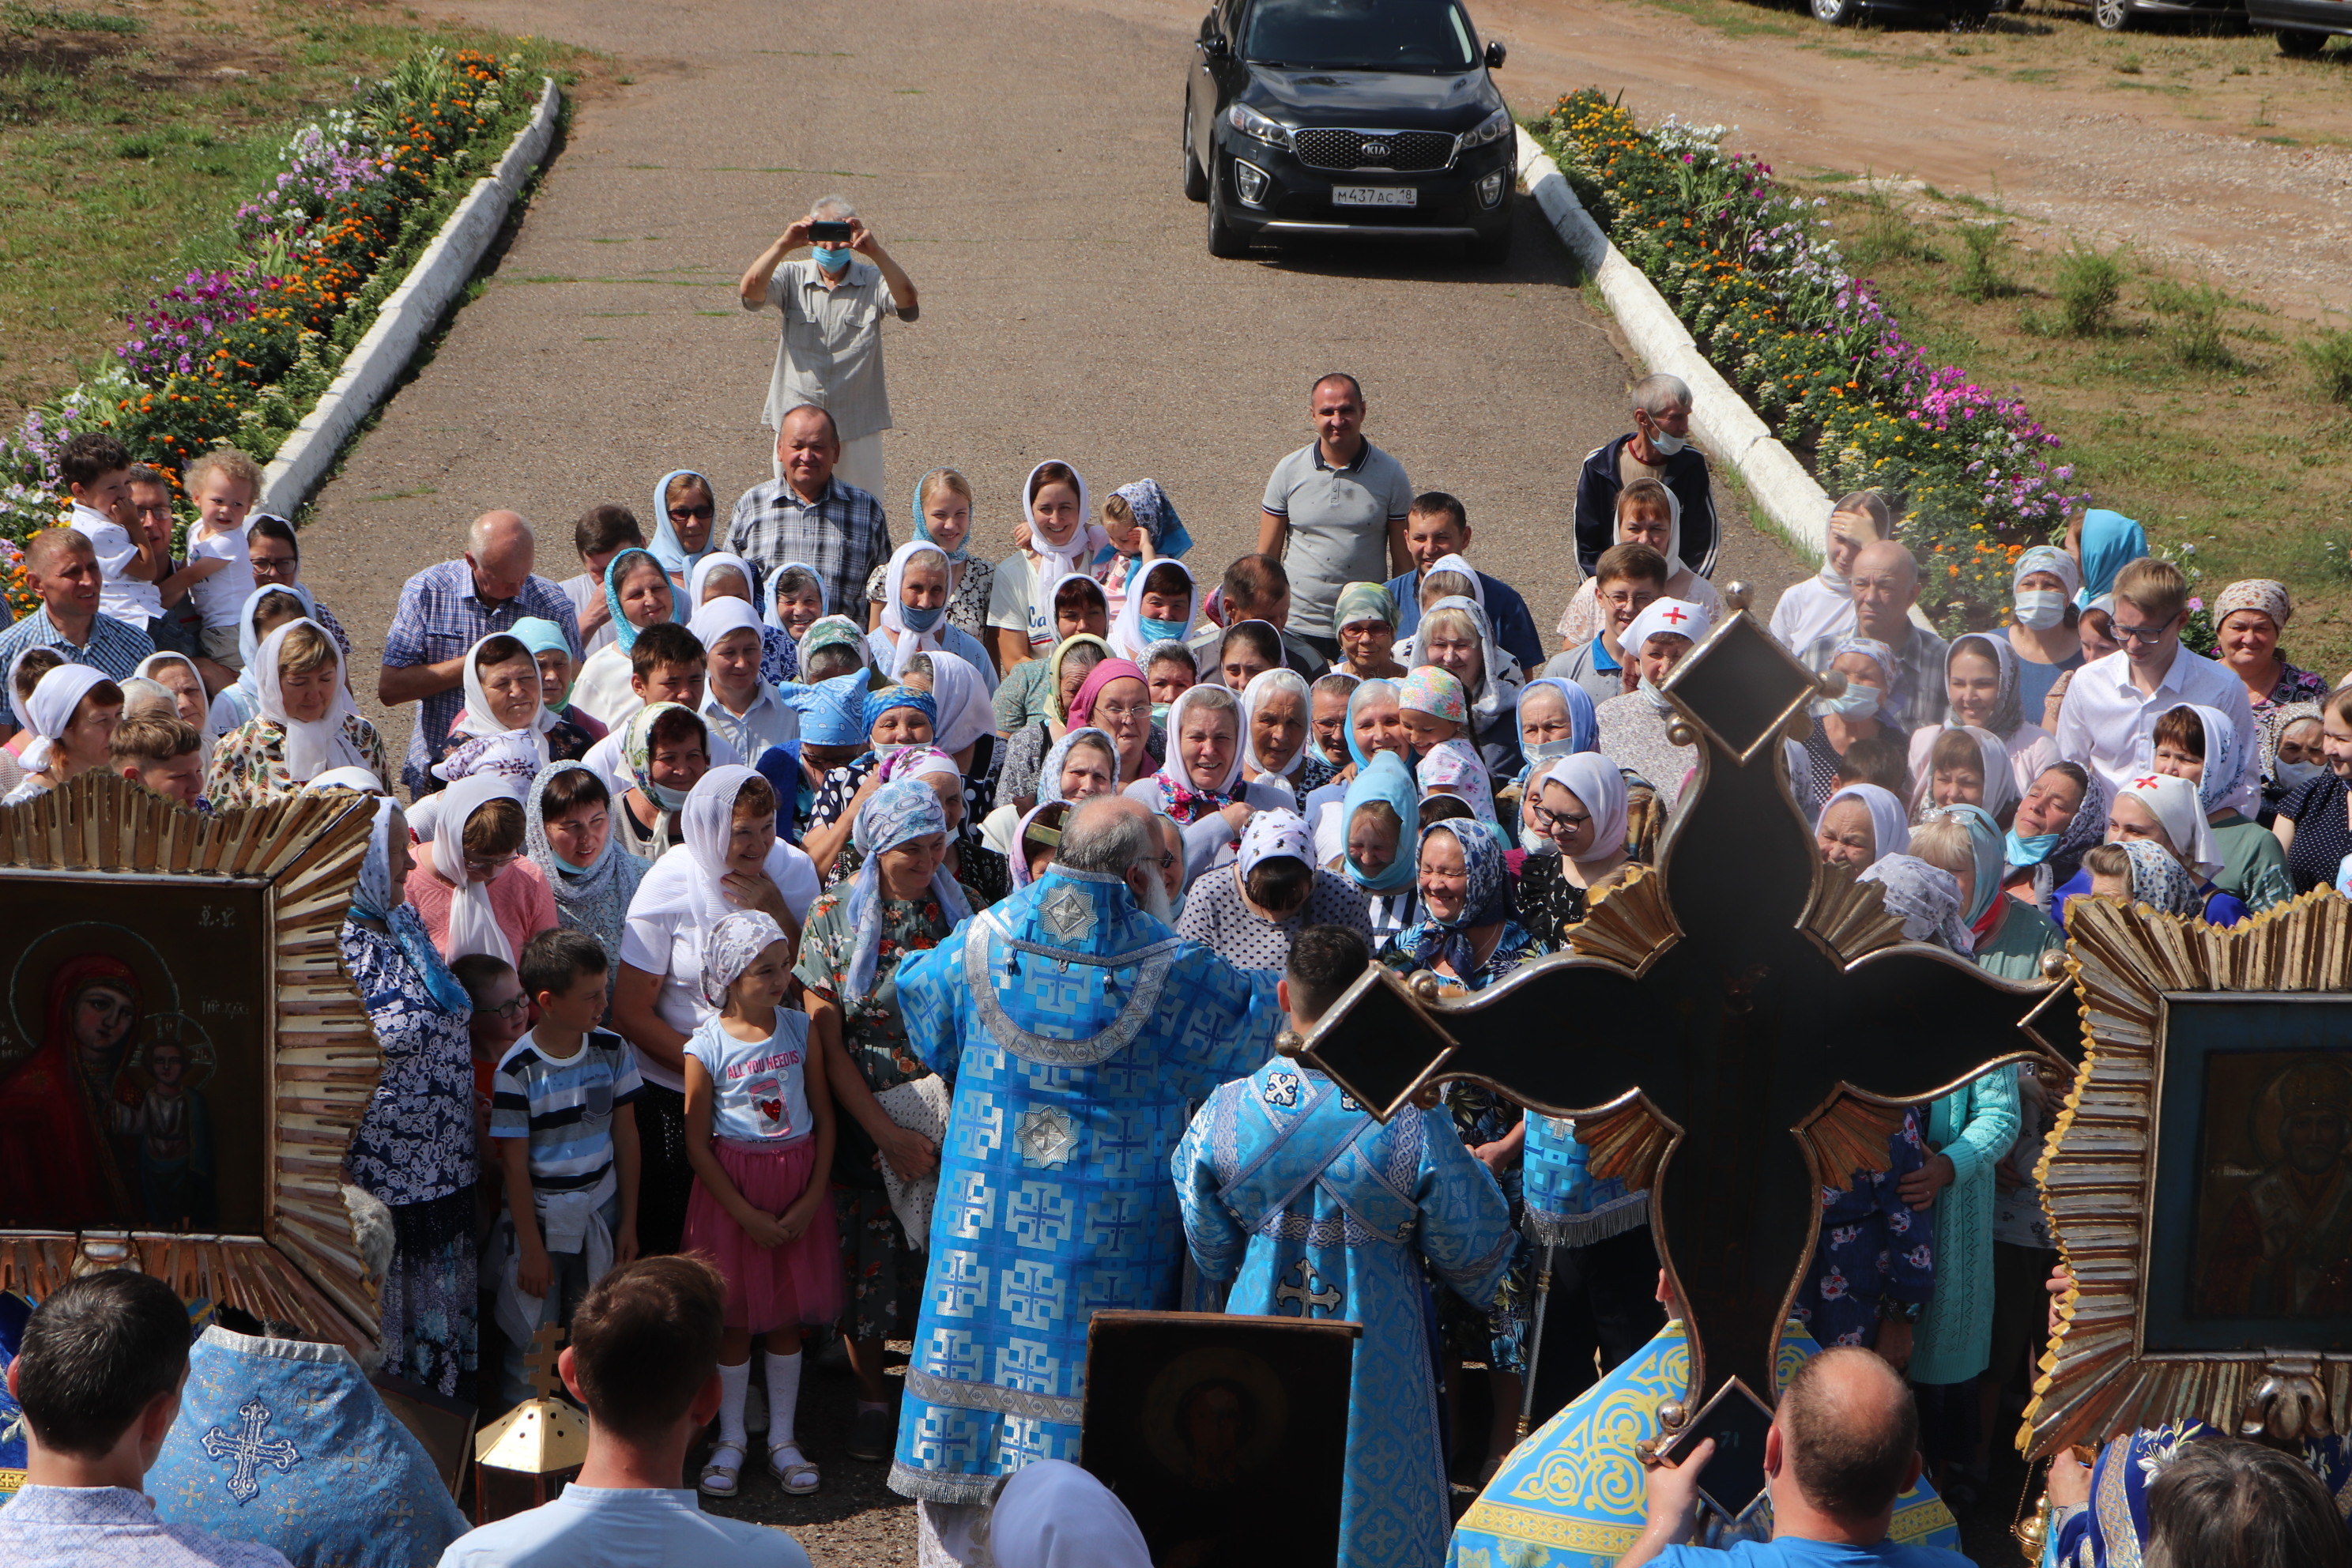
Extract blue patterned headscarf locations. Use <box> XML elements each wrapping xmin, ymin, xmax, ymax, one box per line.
<box><xmin>782</xmin><ymin>669</ymin><xmax>871</xmax><ymax>748</ymax></box>
<box><xmin>843</xmin><ymin>778</ymin><xmax>967</xmax><ymax>997</ymax></box>
<box><xmin>601</xmin><ymin>547</ymin><xmax>670</xmax><ymax>655</ymax></box>
<box><xmin>649</xmin><ymin>468</ymin><xmax>718</xmax><ymax>579</ymax></box>
<box><xmin>862</xmin><ymin>683</ymin><xmax>938</xmax><ymax>740</ymax></box>
<box><xmin>1924</xmin><ymin>802</ymin><xmax>2003</xmax><ymax>925</ymax></box>
<box><xmin>2115</xmin><ymin>836</ymin><xmax>2199</xmax><ymax>918</ymax></box>
<box><xmin>1110</xmin><ymin>478</ymin><xmax>1193</xmax><ymax>562</ymax></box>
<box><xmin>2075</xmin><ymin>508</ymin><xmax>2147</xmax><ymax>606</ymax></box>
<box><xmin>1398</xmin><ymin>819</ymin><xmax>1512</xmax><ymax>975</ymax></box>
<box><xmin>1341</xmin><ymin>751</ymin><xmax>1419</xmax><ymax>895</ymax></box>
<box><xmin>1860</xmin><ymin>853</ymin><xmax>1971</xmax><ymax>953</ymax></box>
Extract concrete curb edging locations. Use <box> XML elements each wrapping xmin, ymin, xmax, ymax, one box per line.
<box><xmin>1517</xmin><ymin>126</ymin><xmax>1831</xmax><ymax>571</ymax></box>
<box><xmin>258</xmin><ymin>76</ymin><xmax>564</xmax><ymax>518</ymax></box>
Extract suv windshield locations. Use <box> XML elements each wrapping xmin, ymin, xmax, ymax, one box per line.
<box><xmin>1241</xmin><ymin>0</ymin><xmax>1479</xmax><ymax>71</ymax></box>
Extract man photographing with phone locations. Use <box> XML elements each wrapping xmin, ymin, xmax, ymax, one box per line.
<box><xmin>738</xmin><ymin>195</ymin><xmax>918</xmax><ymax>503</ymax></box>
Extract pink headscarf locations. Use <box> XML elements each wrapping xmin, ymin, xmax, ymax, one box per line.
<box><xmin>1067</xmin><ymin>658</ymin><xmax>1147</xmax><ymax>729</ymax></box>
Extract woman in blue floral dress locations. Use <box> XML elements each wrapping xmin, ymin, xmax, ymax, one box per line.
<box><xmin>336</xmin><ymin>795</ymin><xmax>480</xmax><ymax>1397</ymax></box>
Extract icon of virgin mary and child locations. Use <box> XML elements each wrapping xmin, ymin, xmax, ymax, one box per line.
<box><xmin>0</xmin><ymin>955</ymin><xmax>215</xmax><ymax>1231</ymax></box>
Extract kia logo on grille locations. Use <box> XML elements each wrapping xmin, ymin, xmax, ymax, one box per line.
<box><xmin>1361</xmin><ymin>140</ymin><xmax>1390</xmax><ymax>158</ymax></box>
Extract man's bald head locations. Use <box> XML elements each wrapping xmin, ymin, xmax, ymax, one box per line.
<box><xmin>1058</xmin><ymin>797</ymin><xmax>1153</xmax><ymax>876</ymax></box>
<box><xmin>1776</xmin><ymin>1347</ymin><xmax>1920</xmax><ymax>1522</ymax></box>
<box><xmin>465</xmin><ymin>511</ymin><xmax>534</xmax><ymax>602</ymax></box>
<box><xmin>1849</xmin><ymin>540</ymin><xmax>1920</xmax><ymax>643</ymax></box>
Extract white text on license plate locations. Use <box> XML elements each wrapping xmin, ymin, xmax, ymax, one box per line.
<box><xmin>1332</xmin><ymin>185</ymin><xmax>1415</xmax><ymax>208</ymax></box>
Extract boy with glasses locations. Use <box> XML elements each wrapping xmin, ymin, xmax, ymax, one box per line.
<box><xmin>2055</xmin><ymin>556</ymin><xmax>2256</xmax><ymax>810</ymax></box>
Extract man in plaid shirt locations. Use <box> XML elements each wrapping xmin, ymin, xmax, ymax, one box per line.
<box><xmin>379</xmin><ymin>511</ymin><xmax>582</xmax><ymax>793</ymax></box>
<box><xmin>0</xmin><ymin>528</ymin><xmax>153</xmax><ymax>733</ymax></box>
<box><xmin>723</xmin><ymin>403</ymin><xmax>890</xmax><ymax>615</ymax></box>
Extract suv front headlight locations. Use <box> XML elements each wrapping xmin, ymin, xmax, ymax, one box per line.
<box><xmin>1458</xmin><ymin>107</ymin><xmax>1512</xmax><ymax>150</ymax></box>
<box><xmin>1226</xmin><ymin>103</ymin><xmax>1294</xmax><ymax>149</ymax></box>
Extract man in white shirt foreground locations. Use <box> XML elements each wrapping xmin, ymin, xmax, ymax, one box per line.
<box><xmin>2055</xmin><ymin>556</ymin><xmax>2256</xmax><ymax>811</ymax></box>
<box><xmin>437</xmin><ymin>1255</ymin><xmax>810</xmax><ymax>1568</ymax></box>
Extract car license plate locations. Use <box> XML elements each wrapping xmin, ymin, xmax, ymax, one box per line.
<box><xmin>1332</xmin><ymin>185</ymin><xmax>1415</xmax><ymax>208</ymax></box>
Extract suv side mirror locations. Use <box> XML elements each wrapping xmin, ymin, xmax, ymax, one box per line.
<box><xmin>1204</xmin><ymin>31</ymin><xmax>1231</xmax><ymax>57</ymax></box>
<box><xmin>1484</xmin><ymin>40</ymin><xmax>1507</xmax><ymax>67</ymax></box>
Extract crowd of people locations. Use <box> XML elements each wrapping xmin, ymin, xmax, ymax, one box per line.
<box><xmin>0</xmin><ymin>202</ymin><xmax>2345</xmax><ymax>1567</ymax></box>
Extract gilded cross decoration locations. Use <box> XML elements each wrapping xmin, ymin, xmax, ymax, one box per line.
<box><xmin>524</xmin><ymin>1323</ymin><xmax>565</xmax><ymax>1400</ymax></box>
<box><xmin>200</xmin><ymin>1396</ymin><xmax>300</xmax><ymax>1503</ymax></box>
<box><xmin>1299</xmin><ymin>597</ymin><xmax>2064</xmax><ymax>1427</ymax></box>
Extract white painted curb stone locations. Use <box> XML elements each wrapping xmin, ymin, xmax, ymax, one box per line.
<box><xmin>259</xmin><ymin>77</ymin><xmax>563</xmax><ymax>517</ymax></box>
<box><xmin>1517</xmin><ymin>126</ymin><xmax>1831</xmax><ymax>569</ymax></box>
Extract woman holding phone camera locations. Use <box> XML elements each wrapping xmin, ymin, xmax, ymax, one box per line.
<box><xmin>737</xmin><ymin>195</ymin><xmax>921</xmax><ymax>504</ymax></box>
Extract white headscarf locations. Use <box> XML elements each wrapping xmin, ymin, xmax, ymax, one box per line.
<box><xmin>2114</xmin><ymin>771</ymin><xmax>2223</xmax><ymax>882</ymax></box>
<box><xmin>1620</xmin><ymin>597</ymin><xmax>1713</xmax><ymax>660</ymax></box>
<box><xmin>307</xmin><ymin>766</ymin><xmax>389</xmax><ymax>796</ymax></box>
<box><xmin>921</xmin><ymin>646</ymin><xmax>995</xmax><ymax>756</ymax></box>
<box><xmin>987</xmin><ymin>1459</ymin><xmax>1152</xmax><ymax>1568</ymax></box>
<box><xmin>1919</xmin><ymin>724</ymin><xmax>2020</xmax><ymax>822</ymax></box>
<box><xmin>688</xmin><ymin>597</ymin><xmax>769</xmax><ymax>670</ymax></box>
<box><xmin>1159</xmin><ymin>684</ymin><xmax>1246</xmax><ymax>797</ymax></box>
<box><xmin>1020</xmin><ymin>460</ymin><xmax>1102</xmax><ymax>582</ymax></box>
<box><xmin>430</xmin><ymin>772</ymin><xmax>528</xmax><ymax>964</ymax></box>
<box><xmin>682</xmin><ymin>764</ymin><xmax>767</xmax><ymax>922</ymax></box>
<box><xmin>878</xmin><ymin>539</ymin><xmax>956</xmax><ymax>662</ymax></box>
<box><xmin>1417</xmin><ymin>551</ymin><xmax>1487</xmax><ymax>614</ymax></box>
<box><xmin>687</xmin><ymin>551</ymin><xmax>757</xmax><ymax>609</ymax></box>
<box><xmin>1822</xmin><ymin>782</ymin><xmax>1912</xmax><ymax>868</ymax></box>
<box><xmin>20</xmin><ymin>663</ymin><xmax>111</xmax><ymax>774</ymax></box>
<box><xmin>1415</xmin><ymin>594</ymin><xmax>1520</xmax><ymax>728</ymax></box>
<box><xmin>1532</xmin><ymin>753</ymin><xmax>1628</xmax><ymax>864</ymax></box>
<box><xmin>1109</xmin><ymin>556</ymin><xmax>1196</xmax><ymax>662</ymax></box>
<box><xmin>251</xmin><ymin>619</ymin><xmax>370</xmax><ymax>783</ymax></box>
<box><xmin>1239</xmin><ymin>666</ymin><xmax>1314</xmax><ymax>781</ymax></box>
<box><xmin>447</xmin><ymin>630</ymin><xmax>556</xmax><ymax>764</ymax></box>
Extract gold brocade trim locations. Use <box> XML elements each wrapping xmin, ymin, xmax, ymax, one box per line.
<box><xmin>1454</xmin><ymin>1498</ymin><xmax>1641</xmax><ymax>1554</ymax></box>
<box><xmin>1890</xmin><ymin>1494</ymin><xmax>1962</xmax><ymax>1544</ymax></box>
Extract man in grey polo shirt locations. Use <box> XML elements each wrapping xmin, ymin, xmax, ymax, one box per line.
<box><xmin>1259</xmin><ymin>372</ymin><xmax>1415</xmax><ymax>662</ymax></box>
<box><xmin>738</xmin><ymin>194</ymin><xmax>919</xmax><ymax>505</ymax></box>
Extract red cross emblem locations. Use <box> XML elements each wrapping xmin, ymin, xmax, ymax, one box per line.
<box><xmin>2133</xmin><ymin>775</ymin><xmax>2160</xmax><ymax>790</ymax></box>
<box><xmin>1660</xmin><ymin>606</ymin><xmax>1689</xmax><ymax>625</ymax></box>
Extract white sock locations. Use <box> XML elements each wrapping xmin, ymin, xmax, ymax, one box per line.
<box><xmin>764</xmin><ymin>1349</ymin><xmax>804</xmax><ymax>1449</ymax></box>
<box><xmin>716</xmin><ymin>1359</ymin><xmax>751</xmax><ymax>1452</ymax></box>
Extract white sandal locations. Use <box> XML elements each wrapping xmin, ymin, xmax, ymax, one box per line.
<box><xmin>698</xmin><ymin>1442</ymin><xmax>745</xmax><ymax>1497</ymax></box>
<box><xmin>769</xmin><ymin>1441</ymin><xmax>820</xmax><ymax>1494</ymax></box>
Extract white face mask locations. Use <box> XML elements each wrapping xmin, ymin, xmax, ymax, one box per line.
<box><xmin>2013</xmin><ymin>589</ymin><xmax>2067</xmax><ymax>632</ymax></box>
<box><xmin>1645</xmin><ymin>427</ymin><xmax>1687</xmax><ymax>458</ymax></box>
<box><xmin>2275</xmin><ymin>759</ymin><xmax>2325</xmax><ymax>793</ymax></box>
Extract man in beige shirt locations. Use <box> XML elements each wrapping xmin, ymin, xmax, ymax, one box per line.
<box><xmin>738</xmin><ymin>194</ymin><xmax>920</xmax><ymax>503</ymax></box>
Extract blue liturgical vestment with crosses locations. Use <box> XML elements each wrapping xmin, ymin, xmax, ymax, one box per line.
<box><xmin>888</xmin><ymin>865</ymin><xmax>1280</xmax><ymax>1504</ymax></box>
<box><xmin>1176</xmin><ymin>1058</ymin><xmax>1517</xmax><ymax>1568</ymax></box>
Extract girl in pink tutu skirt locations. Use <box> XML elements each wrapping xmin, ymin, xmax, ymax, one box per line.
<box><xmin>682</xmin><ymin>909</ymin><xmax>840</xmax><ymax>1498</ymax></box>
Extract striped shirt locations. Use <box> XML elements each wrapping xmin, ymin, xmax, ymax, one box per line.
<box><xmin>0</xmin><ymin>604</ymin><xmax>153</xmax><ymax>726</ymax></box>
<box><xmin>489</xmin><ymin>1028</ymin><xmax>643</xmax><ymax>1193</ymax></box>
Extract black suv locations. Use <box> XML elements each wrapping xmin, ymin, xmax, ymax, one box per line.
<box><xmin>1182</xmin><ymin>0</ymin><xmax>1515</xmax><ymax>260</ymax></box>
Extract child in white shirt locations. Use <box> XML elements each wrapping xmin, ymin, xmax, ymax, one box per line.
<box><xmin>178</xmin><ymin>449</ymin><xmax>262</xmax><ymax>686</ymax></box>
<box><xmin>58</xmin><ymin>432</ymin><xmax>162</xmax><ymax>636</ymax></box>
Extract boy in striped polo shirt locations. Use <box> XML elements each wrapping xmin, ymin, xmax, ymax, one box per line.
<box><xmin>492</xmin><ymin>928</ymin><xmax>643</xmax><ymax>1404</ymax></box>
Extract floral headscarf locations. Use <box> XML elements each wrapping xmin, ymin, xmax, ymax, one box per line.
<box><xmin>1860</xmin><ymin>853</ymin><xmax>1972</xmax><ymax>954</ymax></box>
<box><xmin>1110</xmin><ymin>477</ymin><xmax>1193</xmax><ymax>559</ymax></box>
<box><xmin>1828</xmin><ymin>635</ymin><xmax>1899</xmax><ymax>723</ymax></box>
<box><xmin>1335</xmin><ymin>580</ymin><xmax>1397</xmax><ymax>634</ymax></box>
<box><xmin>601</xmin><ymin>547</ymin><xmax>670</xmax><ymax>655</ymax></box>
<box><xmin>2044</xmin><ymin>766</ymin><xmax>2111</xmax><ymax>889</ymax></box>
<box><xmin>1237</xmin><ymin>808</ymin><xmax>1314</xmax><ymax>879</ymax></box>
<box><xmin>1396</xmin><ymin>665</ymin><xmax>1467</xmax><ymax>726</ymax></box>
<box><xmin>699</xmin><ymin>910</ymin><xmax>787</xmax><ymax>1008</ymax></box>
<box><xmin>2212</xmin><ymin>579</ymin><xmax>2291</xmax><ymax>631</ymax></box>
<box><xmin>2174</xmin><ymin>703</ymin><xmax>2248</xmax><ymax>817</ymax></box>
<box><xmin>1396</xmin><ymin>820</ymin><xmax>1512</xmax><ymax>975</ymax></box>
<box><xmin>842</xmin><ymin>777</ymin><xmax>967</xmax><ymax>997</ymax></box>
<box><xmin>2011</xmin><ymin>545</ymin><xmax>2080</xmax><ymax>601</ymax></box>
<box><xmin>2112</xmin><ymin>836</ymin><xmax>2199</xmax><ymax>918</ymax></box>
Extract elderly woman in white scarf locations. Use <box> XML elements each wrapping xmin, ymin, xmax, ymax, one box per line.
<box><xmin>205</xmin><ymin>619</ymin><xmax>386</xmax><ymax>810</ymax></box>
<box><xmin>1238</xmin><ymin>666</ymin><xmax>1336</xmax><ymax>803</ymax></box>
<box><xmin>1815</xmin><ymin>782</ymin><xmax>1912</xmax><ymax>874</ymax></box>
<box><xmin>1403</xmin><ymin>590</ymin><xmax>1525</xmax><ymax>780</ymax></box>
<box><xmin>2049</xmin><ymin>771</ymin><xmax>2248</xmax><ymax>930</ymax></box>
<box><xmin>791</xmin><ymin>776</ymin><xmax>970</xmax><ymax>1442</ymax></box>
<box><xmin>867</xmin><ymin>540</ymin><xmax>999</xmax><ymax>692</ymax></box>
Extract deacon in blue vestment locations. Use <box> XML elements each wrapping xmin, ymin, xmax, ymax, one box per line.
<box><xmin>887</xmin><ymin>798</ymin><xmax>1280</xmax><ymax>1548</ymax></box>
<box><xmin>1175</xmin><ymin>925</ymin><xmax>1516</xmax><ymax>1568</ymax></box>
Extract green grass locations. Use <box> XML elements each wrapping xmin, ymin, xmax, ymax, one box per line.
<box><xmin>1792</xmin><ymin>175</ymin><xmax>2352</xmax><ymax>672</ymax></box>
<box><xmin>0</xmin><ymin>0</ymin><xmax>597</xmax><ymax>419</ymax></box>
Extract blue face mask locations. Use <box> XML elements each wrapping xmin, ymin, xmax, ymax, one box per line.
<box><xmin>552</xmin><ymin>851</ymin><xmax>596</xmax><ymax>875</ymax></box>
<box><xmin>2004</xmin><ymin>828</ymin><xmax>2060</xmax><ymax>870</ymax></box>
<box><xmin>645</xmin><ymin>779</ymin><xmax>693</xmax><ymax>811</ymax></box>
<box><xmin>899</xmin><ymin>601</ymin><xmax>945</xmax><ymax>634</ymax></box>
<box><xmin>1523</xmin><ymin>737</ymin><xmax>1578</xmax><ymax>766</ymax></box>
<box><xmin>812</xmin><ymin>244</ymin><xmax>852</xmax><ymax>273</ymax></box>
<box><xmin>1152</xmin><ymin>702</ymin><xmax>1172</xmax><ymax>725</ymax></box>
<box><xmin>1811</xmin><ymin>684</ymin><xmax>1881</xmax><ymax>721</ymax></box>
<box><xmin>1140</xmin><ymin>616</ymin><xmax>1190</xmax><ymax>644</ymax></box>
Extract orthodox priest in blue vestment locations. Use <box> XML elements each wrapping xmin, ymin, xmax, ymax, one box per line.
<box><xmin>886</xmin><ymin>814</ymin><xmax>1279</xmax><ymax>1545</ymax></box>
<box><xmin>1176</xmin><ymin>1050</ymin><xmax>1517</xmax><ymax>1568</ymax></box>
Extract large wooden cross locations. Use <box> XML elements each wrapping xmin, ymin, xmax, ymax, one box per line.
<box><xmin>1300</xmin><ymin>602</ymin><xmax>2068</xmax><ymax>1419</ymax></box>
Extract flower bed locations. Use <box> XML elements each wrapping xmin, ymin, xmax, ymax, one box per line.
<box><xmin>1</xmin><ymin>47</ymin><xmax>545</xmax><ymax>616</ymax></box>
<box><xmin>1531</xmin><ymin>90</ymin><xmax>2086</xmax><ymax>636</ymax></box>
